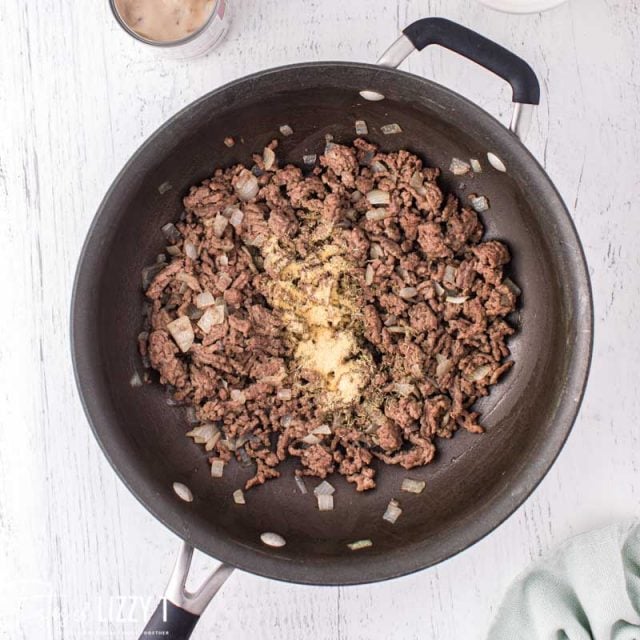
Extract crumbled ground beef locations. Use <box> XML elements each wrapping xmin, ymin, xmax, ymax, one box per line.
<box><xmin>140</xmin><ymin>138</ymin><xmax>518</xmax><ymax>491</ymax></box>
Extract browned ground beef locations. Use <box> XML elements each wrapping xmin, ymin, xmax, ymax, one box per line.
<box><xmin>140</xmin><ymin>138</ymin><xmax>518</xmax><ymax>491</ymax></box>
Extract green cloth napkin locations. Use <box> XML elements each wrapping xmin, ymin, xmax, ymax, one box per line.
<box><xmin>488</xmin><ymin>522</ymin><xmax>640</xmax><ymax>640</ymax></box>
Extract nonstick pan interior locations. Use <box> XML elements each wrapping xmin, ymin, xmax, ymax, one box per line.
<box><xmin>72</xmin><ymin>63</ymin><xmax>592</xmax><ymax>585</ymax></box>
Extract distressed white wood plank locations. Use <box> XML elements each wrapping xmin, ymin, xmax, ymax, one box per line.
<box><xmin>1</xmin><ymin>0</ymin><xmax>639</xmax><ymax>638</ymax></box>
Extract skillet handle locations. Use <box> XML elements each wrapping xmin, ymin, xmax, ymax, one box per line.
<box><xmin>138</xmin><ymin>542</ymin><xmax>234</xmax><ymax>640</ymax></box>
<box><xmin>377</xmin><ymin>17</ymin><xmax>540</xmax><ymax>140</ymax></box>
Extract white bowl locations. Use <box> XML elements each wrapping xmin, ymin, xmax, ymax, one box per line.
<box><xmin>478</xmin><ymin>0</ymin><xmax>568</xmax><ymax>12</ymax></box>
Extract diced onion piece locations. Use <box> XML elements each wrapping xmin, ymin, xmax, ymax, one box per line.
<box><xmin>197</xmin><ymin>305</ymin><xmax>225</xmax><ymax>333</ymax></box>
<box><xmin>158</xmin><ymin>181</ymin><xmax>172</xmax><ymax>194</ymax></box>
<box><xmin>260</xmin><ymin>532</ymin><xmax>286</xmax><ymax>547</ymax></box>
<box><xmin>383</xmin><ymin>499</ymin><xmax>402</xmax><ymax>524</ymax></box>
<box><xmin>281</xmin><ymin>415</ymin><xmax>293</xmax><ymax>428</ymax></box>
<box><xmin>195</xmin><ymin>290</ymin><xmax>215</xmax><ymax>309</ymax></box>
<box><xmin>470</xmin><ymin>158</ymin><xmax>482</xmax><ymax>173</ymax></box>
<box><xmin>277</xmin><ymin>388</ymin><xmax>292</xmax><ymax>401</ymax></box>
<box><xmin>210</xmin><ymin>459</ymin><xmax>225</xmax><ymax>478</ymax></box>
<box><xmin>233</xmin><ymin>489</ymin><xmax>246</xmax><ymax>505</ymax></box>
<box><xmin>167</xmin><ymin>316</ymin><xmax>194</xmax><ymax>353</ymax></box>
<box><xmin>295</xmin><ymin>476</ymin><xmax>308</xmax><ymax>494</ymax></box>
<box><xmin>347</xmin><ymin>539</ymin><xmax>373</xmax><ymax>551</ymax></box>
<box><xmin>398</xmin><ymin>287</ymin><xmax>417</xmax><ymax>299</ymax></box>
<box><xmin>369</xmin><ymin>243</ymin><xmax>384</xmax><ymax>259</ymax></box>
<box><xmin>279</xmin><ymin>124</ymin><xmax>293</xmax><ymax>136</ymax></box>
<box><xmin>213</xmin><ymin>214</ymin><xmax>228</xmax><ymax>238</ymax></box>
<box><xmin>355</xmin><ymin>119</ymin><xmax>369</xmax><ymax>135</ymax></box>
<box><xmin>161</xmin><ymin>222</ymin><xmax>180</xmax><ymax>242</ymax></box>
<box><xmin>141</xmin><ymin>263</ymin><xmax>165</xmax><ymax>290</ymax></box>
<box><xmin>172</xmin><ymin>482</ymin><xmax>193</xmax><ymax>502</ymax></box>
<box><xmin>450</xmin><ymin>157</ymin><xmax>471</xmax><ymax>175</ymax></box>
<box><xmin>129</xmin><ymin>371</ymin><xmax>142</xmax><ymax>387</ymax></box>
<box><xmin>503</xmin><ymin>278</ymin><xmax>522</xmax><ymax>297</ymax></box>
<box><xmin>263</xmin><ymin>147</ymin><xmax>276</xmax><ymax>171</ymax></box>
<box><xmin>435</xmin><ymin>353</ymin><xmax>453</xmax><ymax>379</ymax></box>
<box><xmin>387</xmin><ymin>325</ymin><xmax>409</xmax><ymax>334</ymax></box>
<box><xmin>230</xmin><ymin>389</ymin><xmax>247</xmax><ymax>404</ymax></box>
<box><xmin>469</xmin><ymin>364</ymin><xmax>492</xmax><ymax>382</ymax></box>
<box><xmin>470</xmin><ymin>195</ymin><xmax>490</xmax><ymax>212</ymax></box>
<box><xmin>365</xmin><ymin>263</ymin><xmax>374</xmax><ymax>286</ymax></box>
<box><xmin>366</xmin><ymin>189</ymin><xmax>391</xmax><ymax>205</ymax></box>
<box><xmin>381</xmin><ymin>123</ymin><xmax>402</xmax><ymax>135</ymax></box>
<box><xmin>409</xmin><ymin>171</ymin><xmax>424</xmax><ymax>190</ymax></box>
<box><xmin>223</xmin><ymin>136</ymin><xmax>235</xmax><ymax>147</ymax></box>
<box><xmin>166</xmin><ymin>245</ymin><xmax>181</xmax><ymax>256</ymax></box>
<box><xmin>235</xmin><ymin>169</ymin><xmax>259</xmax><ymax>201</ymax></box>
<box><xmin>365</xmin><ymin>208</ymin><xmax>389</xmax><ymax>221</ymax></box>
<box><xmin>433</xmin><ymin>281</ymin><xmax>445</xmax><ymax>297</ymax></box>
<box><xmin>317</xmin><ymin>494</ymin><xmax>334</xmax><ymax>511</ymax></box>
<box><xmin>184</xmin><ymin>241</ymin><xmax>198</xmax><ymax>260</ymax></box>
<box><xmin>302</xmin><ymin>434</ymin><xmax>320</xmax><ymax>445</ymax></box>
<box><xmin>303</xmin><ymin>154</ymin><xmax>317</xmax><ymax>165</ymax></box>
<box><xmin>445</xmin><ymin>295</ymin><xmax>468</xmax><ymax>304</ymax></box>
<box><xmin>314</xmin><ymin>480</ymin><xmax>335</xmax><ymax>496</ymax></box>
<box><xmin>401</xmin><ymin>478</ymin><xmax>426</xmax><ymax>494</ymax></box>
<box><xmin>205</xmin><ymin>432</ymin><xmax>221</xmax><ymax>451</ymax></box>
<box><xmin>443</xmin><ymin>265</ymin><xmax>457</xmax><ymax>287</ymax></box>
<box><xmin>176</xmin><ymin>272</ymin><xmax>201</xmax><ymax>291</ymax></box>
<box><xmin>312</xmin><ymin>424</ymin><xmax>332</xmax><ymax>435</ymax></box>
<box><xmin>393</xmin><ymin>383</ymin><xmax>415</xmax><ymax>397</ymax></box>
<box><xmin>186</xmin><ymin>423</ymin><xmax>218</xmax><ymax>444</ymax></box>
<box><xmin>370</xmin><ymin>160</ymin><xmax>386</xmax><ymax>174</ymax></box>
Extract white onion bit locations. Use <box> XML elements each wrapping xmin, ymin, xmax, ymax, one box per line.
<box><xmin>277</xmin><ymin>388</ymin><xmax>292</xmax><ymax>400</ymax></box>
<box><xmin>314</xmin><ymin>480</ymin><xmax>335</xmax><ymax>496</ymax></box>
<box><xmin>184</xmin><ymin>242</ymin><xmax>198</xmax><ymax>260</ymax></box>
<box><xmin>469</xmin><ymin>364</ymin><xmax>492</xmax><ymax>382</ymax></box>
<box><xmin>347</xmin><ymin>539</ymin><xmax>373</xmax><ymax>551</ymax></box>
<box><xmin>235</xmin><ymin>169</ymin><xmax>259</xmax><ymax>201</ymax></box>
<box><xmin>383</xmin><ymin>499</ymin><xmax>403</xmax><ymax>524</ymax></box>
<box><xmin>129</xmin><ymin>371</ymin><xmax>143</xmax><ymax>387</ymax></box>
<box><xmin>503</xmin><ymin>278</ymin><xmax>522</xmax><ymax>297</ymax></box>
<box><xmin>263</xmin><ymin>147</ymin><xmax>276</xmax><ymax>171</ymax></box>
<box><xmin>366</xmin><ymin>189</ymin><xmax>391</xmax><ymax>205</ymax></box>
<box><xmin>197</xmin><ymin>305</ymin><xmax>225</xmax><ymax>333</ymax></box>
<box><xmin>233</xmin><ymin>489</ymin><xmax>246</xmax><ymax>505</ymax></box>
<box><xmin>303</xmin><ymin>154</ymin><xmax>317</xmax><ymax>165</ymax></box>
<box><xmin>210</xmin><ymin>459</ymin><xmax>225</xmax><ymax>478</ymax></box>
<box><xmin>445</xmin><ymin>295</ymin><xmax>468</xmax><ymax>304</ymax></box>
<box><xmin>381</xmin><ymin>123</ymin><xmax>402</xmax><ymax>135</ymax></box>
<box><xmin>435</xmin><ymin>354</ymin><xmax>453</xmax><ymax>379</ymax></box>
<box><xmin>261</xmin><ymin>532</ymin><xmax>286</xmax><ymax>548</ymax></box>
<box><xmin>470</xmin><ymin>158</ymin><xmax>482</xmax><ymax>173</ymax></box>
<box><xmin>186</xmin><ymin>423</ymin><xmax>218</xmax><ymax>444</ymax></box>
<box><xmin>470</xmin><ymin>195</ymin><xmax>490</xmax><ymax>213</ymax></box>
<box><xmin>213</xmin><ymin>214</ymin><xmax>228</xmax><ymax>238</ymax></box>
<box><xmin>195</xmin><ymin>290</ymin><xmax>216</xmax><ymax>309</ymax></box>
<box><xmin>279</xmin><ymin>124</ymin><xmax>294</xmax><ymax>137</ymax></box>
<box><xmin>167</xmin><ymin>316</ymin><xmax>194</xmax><ymax>353</ymax></box>
<box><xmin>317</xmin><ymin>494</ymin><xmax>334</xmax><ymax>511</ymax></box>
<box><xmin>173</xmin><ymin>482</ymin><xmax>193</xmax><ymax>502</ymax></box>
<box><xmin>158</xmin><ymin>181</ymin><xmax>173</xmax><ymax>194</ymax></box>
<box><xmin>295</xmin><ymin>475</ymin><xmax>308</xmax><ymax>495</ymax></box>
<box><xmin>450</xmin><ymin>157</ymin><xmax>471</xmax><ymax>175</ymax></box>
<box><xmin>365</xmin><ymin>263</ymin><xmax>374</xmax><ymax>286</ymax></box>
<box><xmin>401</xmin><ymin>478</ymin><xmax>426</xmax><ymax>494</ymax></box>
<box><xmin>302</xmin><ymin>434</ymin><xmax>321</xmax><ymax>445</ymax></box>
<box><xmin>355</xmin><ymin>119</ymin><xmax>369</xmax><ymax>135</ymax></box>
<box><xmin>365</xmin><ymin>208</ymin><xmax>389</xmax><ymax>221</ymax></box>
<box><xmin>398</xmin><ymin>286</ymin><xmax>418</xmax><ymax>299</ymax></box>
<box><xmin>312</xmin><ymin>424</ymin><xmax>332</xmax><ymax>435</ymax></box>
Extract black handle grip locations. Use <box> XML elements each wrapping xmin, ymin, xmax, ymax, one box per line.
<box><xmin>403</xmin><ymin>18</ymin><xmax>540</xmax><ymax>105</ymax></box>
<box><xmin>139</xmin><ymin>600</ymin><xmax>200</xmax><ymax>640</ymax></box>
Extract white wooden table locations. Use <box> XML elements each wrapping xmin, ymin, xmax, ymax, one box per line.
<box><xmin>1</xmin><ymin>0</ymin><xmax>637</xmax><ymax>637</ymax></box>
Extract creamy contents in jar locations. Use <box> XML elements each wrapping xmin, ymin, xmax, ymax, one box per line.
<box><xmin>114</xmin><ymin>0</ymin><xmax>216</xmax><ymax>42</ymax></box>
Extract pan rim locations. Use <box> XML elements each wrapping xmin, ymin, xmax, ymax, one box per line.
<box><xmin>70</xmin><ymin>60</ymin><xmax>594</xmax><ymax>586</ymax></box>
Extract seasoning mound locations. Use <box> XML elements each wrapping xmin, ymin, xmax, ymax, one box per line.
<box><xmin>140</xmin><ymin>138</ymin><xmax>518</xmax><ymax>492</ymax></box>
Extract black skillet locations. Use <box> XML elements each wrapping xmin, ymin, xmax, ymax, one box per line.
<box><xmin>71</xmin><ymin>18</ymin><xmax>593</xmax><ymax>639</ymax></box>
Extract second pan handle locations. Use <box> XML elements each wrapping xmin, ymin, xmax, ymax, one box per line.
<box><xmin>377</xmin><ymin>17</ymin><xmax>540</xmax><ymax>139</ymax></box>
